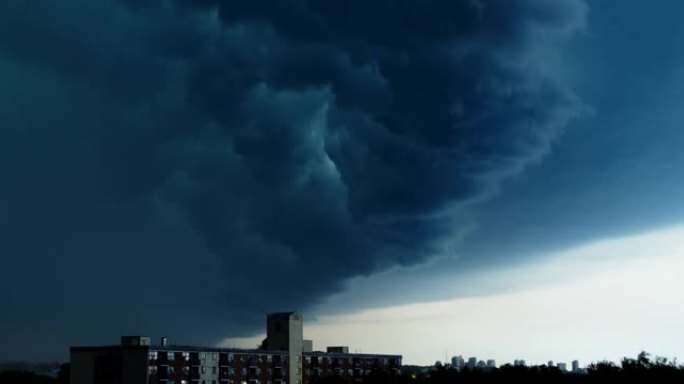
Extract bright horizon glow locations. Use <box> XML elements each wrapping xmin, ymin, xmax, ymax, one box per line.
<box><xmin>222</xmin><ymin>225</ymin><xmax>684</xmax><ymax>366</ymax></box>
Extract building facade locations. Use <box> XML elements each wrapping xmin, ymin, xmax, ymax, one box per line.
<box><xmin>70</xmin><ymin>312</ymin><xmax>401</xmax><ymax>384</ymax></box>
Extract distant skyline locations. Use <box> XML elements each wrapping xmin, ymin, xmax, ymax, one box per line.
<box><xmin>2</xmin><ymin>0</ymin><xmax>684</xmax><ymax>366</ymax></box>
<box><xmin>225</xmin><ymin>225</ymin><xmax>684</xmax><ymax>366</ymax></box>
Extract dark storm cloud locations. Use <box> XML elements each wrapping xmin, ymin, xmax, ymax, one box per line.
<box><xmin>0</xmin><ymin>0</ymin><xmax>585</xmax><ymax>359</ymax></box>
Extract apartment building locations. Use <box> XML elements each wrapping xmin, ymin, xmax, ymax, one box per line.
<box><xmin>70</xmin><ymin>312</ymin><xmax>401</xmax><ymax>384</ymax></box>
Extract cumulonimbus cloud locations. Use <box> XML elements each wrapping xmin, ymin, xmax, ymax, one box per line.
<box><xmin>0</xmin><ymin>0</ymin><xmax>586</xmax><ymax>358</ymax></box>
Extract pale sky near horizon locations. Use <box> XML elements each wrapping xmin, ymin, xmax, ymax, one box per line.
<box><xmin>224</xmin><ymin>224</ymin><xmax>684</xmax><ymax>366</ymax></box>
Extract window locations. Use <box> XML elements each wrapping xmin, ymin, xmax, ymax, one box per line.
<box><xmin>212</xmin><ymin>367</ymin><xmax>218</xmax><ymax>374</ymax></box>
<box><xmin>149</xmin><ymin>352</ymin><xmax>158</xmax><ymax>360</ymax></box>
<box><xmin>201</xmin><ymin>352</ymin><xmax>207</xmax><ymax>359</ymax></box>
<box><xmin>168</xmin><ymin>352</ymin><xmax>175</xmax><ymax>361</ymax></box>
<box><xmin>149</xmin><ymin>366</ymin><xmax>158</xmax><ymax>374</ymax></box>
<box><xmin>213</xmin><ymin>353</ymin><xmax>218</xmax><ymax>360</ymax></box>
<box><xmin>169</xmin><ymin>367</ymin><xmax>175</xmax><ymax>374</ymax></box>
<box><xmin>182</xmin><ymin>352</ymin><xmax>190</xmax><ymax>361</ymax></box>
<box><xmin>202</xmin><ymin>366</ymin><xmax>206</xmax><ymax>374</ymax></box>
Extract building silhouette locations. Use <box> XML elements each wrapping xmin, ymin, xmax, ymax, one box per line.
<box><xmin>467</xmin><ymin>357</ymin><xmax>477</xmax><ymax>369</ymax></box>
<box><xmin>572</xmin><ymin>360</ymin><xmax>580</xmax><ymax>372</ymax></box>
<box><xmin>69</xmin><ymin>312</ymin><xmax>401</xmax><ymax>384</ymax></box>
<box><xmin>450</xmin><ymin>355</ymin><xmax>464</xmax><ymax>370</ymax></box>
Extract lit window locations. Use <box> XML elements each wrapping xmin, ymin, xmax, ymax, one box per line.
<box><xmin>182</xmin><ymin>352</ymin><xmax>190</xmax><ymax>361</ymax></box>
<box><xmin>168</xmin><ymin>352</ymin><xmax>175</xmax><ymax>361</ymax></box>
<box><xmin>149</xmin><ymin>352</ymin><xmax>158</xmax><ymax>360</ymax></box>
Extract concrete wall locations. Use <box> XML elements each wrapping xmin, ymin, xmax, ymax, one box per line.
<box><xmin>70</xmin><ymin>350</ymin><xmax>97</xmax><ymax>384</ymax></box>
<box><xmin>288</xmin><ymin>313</ymin><xmax>303</xmax><ymax>384</ymax></box>
<box><xmin>70</xmin><ymin>347</ymin><xmax>148</xmax><ymax>384</ymax></box>
<box><xmin>121</xmin><ymin>348</ymin><xmax>149</xmax><ymax>384</ymax></box>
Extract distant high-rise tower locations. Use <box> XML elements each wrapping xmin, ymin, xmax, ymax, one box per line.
<box><xmin>451</xmin><ymin>355</ymin><xmax>465</xmax><ymax>369</ymax></box>
<box><xmin>266</xmin><ymin>312</ymin><xmax>304</xmax><ymax>384</ymax></box>
<box><xmin>467</xmin><ymin>357</ymin><xmax>477</xmax><ymax>369</ymax></box>
<box><xmin>572</xmin><ymin>360</ymin><xmax>580</xmax><ymax>372</ymax></box>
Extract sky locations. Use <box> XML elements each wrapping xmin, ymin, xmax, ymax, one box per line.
<box><xmin>1</xmin><ymin>0</ymin><xmax>684</xmax><ymax>366</ymax></box>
